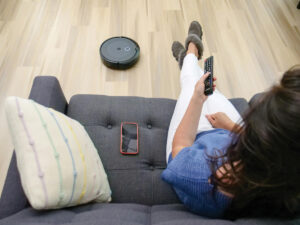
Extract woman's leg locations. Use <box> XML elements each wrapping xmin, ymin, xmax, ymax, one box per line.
<box><xmin>166</xmin><ymin>51</ymin><xmax>243</xmax><ymax>163</ymax></box>
<box><xmin>166</xmin><ymin>51</ymin><xmax>205</xmax><ymax>162</ymax></box>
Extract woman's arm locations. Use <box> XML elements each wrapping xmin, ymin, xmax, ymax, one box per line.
<box><xmin>172</xmin><ymin>94</ymin><xmax>205</xmax><ymax>158</ymax></box>
<box><xmin>172</xmin><ymin>72</ymin><xmax>213</xmax><ymax>159</ymax></box>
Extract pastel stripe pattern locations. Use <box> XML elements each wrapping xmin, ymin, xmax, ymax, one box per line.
<box><xmin>4</xmin><ymin>96</ymin><xmax>112</xmax><ymax>210</ymax></box>
<box><xmin>52</xmin><ymin>109</ymin><xmax>87</xmax><ymax>204</ymax></box>
<box><xmin>46</xmin><ymin>107</ymin><xmax>77</xmax><ymax>205</ymax></box>
<box><xmin>31</xmin><ymin>100</ymin><xmax>64</xmax><ymax>206</ymax></box>
<box><xmin>15</xmin><ymin>97</ymin><xmax>49</xmax><ymax>207</ymax></box>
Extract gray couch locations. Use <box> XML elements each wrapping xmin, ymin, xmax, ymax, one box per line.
<box><xmin>0</xmin><ymin>76</ymin><xmax>297</xmax><ymax>225</ymax></box>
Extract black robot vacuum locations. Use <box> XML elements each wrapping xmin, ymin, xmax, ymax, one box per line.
<box><xmin>100</xmin><ymin>36</ymin><xmax>140</xmax><ymax>70</ymax></box>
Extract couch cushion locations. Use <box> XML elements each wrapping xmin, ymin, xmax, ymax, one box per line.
<box><xmin>67</xmin><ymin>95</ymin><xmax>249</xmax><ymax>206</ymax></box>
<box><xmin>0</xmin><ymin>203</ymin><xmax>291</xmax><ymax>225</ymax></box>
<box><xmin>0</xmin><ymin>203</ymin><xmax>149</xmax><ymax>225</ymax></box>
<box><xmin>67</xmin><ymin>95</ymin><xmax>180</xmax><ymax>205</ymax></box>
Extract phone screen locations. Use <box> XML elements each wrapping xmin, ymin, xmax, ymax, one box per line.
<box><xmin>121</xmin><ymin>123</ymin><xmax>138</xmax><ymax>154</ymax></box>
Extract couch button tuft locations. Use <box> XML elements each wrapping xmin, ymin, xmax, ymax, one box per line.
<box><xmin>147</xmin><ymin>124</ymin><xmax>152</xmax><ymax>129</ymax></box>
<box><xmin>107</xmin><ymin>124</ymin><xmax>112</xmax><ymax>129</ymax></box>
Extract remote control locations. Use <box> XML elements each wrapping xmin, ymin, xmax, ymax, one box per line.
<box><xmin>204</xmin><ymin>56</ymin><xmax>214</xmax><ymax>95</ymax></box>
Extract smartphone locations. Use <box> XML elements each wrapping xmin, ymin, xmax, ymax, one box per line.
<box><xmin>120</xmin><ymin>122</ymin><xmax>139</xmax><ymax>155</ymax></box>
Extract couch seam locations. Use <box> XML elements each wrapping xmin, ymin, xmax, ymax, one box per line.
<box><xmin>148</xmin><ymin>206</ymin><xmax>152</xmax><ymax>225</ymax></box>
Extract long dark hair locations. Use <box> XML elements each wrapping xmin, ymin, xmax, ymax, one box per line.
<box><xmin>210</xmin><ymin>65</ymin><xmax>300</xmax><ymax>219</ymax></box>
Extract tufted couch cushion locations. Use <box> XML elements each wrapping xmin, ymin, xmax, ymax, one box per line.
<box><xmin>66</xmin><ymin>94</ymin><xmax>249</xmax><ymax>206</ymax></box>
<box><xmin>67</xmin><ymin>94</ymin><xmax>180</xmax><ymax>205</ymax></box>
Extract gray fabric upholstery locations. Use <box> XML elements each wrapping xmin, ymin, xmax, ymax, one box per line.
<box><xmin>0</xmin><ymin>203</ymin><xmax>291</xmax><ymax>225</ymax></box>
<box><xmin>229</xmin><ymin>98</ymin><xmax>249</xmax><ymax>116</ymax></box>
<box><xmin>0</xmin><ymin>76</ymin><xmax>298</xmax><ymax>224</ymax></box>
<box><xmin>249</xmin><ymin>92</ymin><xmax>265</xmax><ymax>106</ymax></box>
<box><xmin>0</xmin><ymin>76</ymin><xmax>68</xmax><ymax>219</ymax></box>
<box><xmin>28</xmin><ymin>76</ymin><xmax>68</xmax><ymax>114</ymax></box>
<box><xmin>67</xmin><ymin>94</ymin><xmax>180</xmax><ymax>205</ymax></box>
<box><xmin>0</xmin><ymin>152</ymin><xmax>28</xmax><ymax>219</ymax></box>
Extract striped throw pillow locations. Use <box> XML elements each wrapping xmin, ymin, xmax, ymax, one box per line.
<box><xmin>4</xmin><ymin>96</ymin><xmax>112</xmax><ymax>210</ymax></box>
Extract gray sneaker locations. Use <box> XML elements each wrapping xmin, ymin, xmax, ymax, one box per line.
<box><xmin>185</xmin><ymin>21</ymin><xmax>204</xmax><ymax>60</ymax></box>
<box><xmin>172</xmin><ymin>41</ymin><xmax>186</xmax><ymax>70</ymax></box>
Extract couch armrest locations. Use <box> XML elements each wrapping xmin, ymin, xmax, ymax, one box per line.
<box><xmin>0</xmin><ymin>76</ymin><xmax>68</xmax><ymax>219</ymax></box>
<box><xmin>29</xmin><ymin>76</ymin><xmax>68</xmax><ymax>113</ymax></box>
<box><xmin>229</xmin><ymin>98</ymin><xmax>249</xmax><ymax>116</ymax></box>
<box><xmin>0</xmin><ymin>153</ymin><xmax>28</xmax><ymax>219</ymax></box>
<box><xmin>249</xmin><ymin>92</ymin><xmax>265</xmax><ymax>107</ymax></box>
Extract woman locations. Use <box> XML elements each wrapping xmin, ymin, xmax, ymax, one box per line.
<box><xmin>162</xmin><ymin>21</ymin><xmax>300</xmax><ymax>219</ymax></box>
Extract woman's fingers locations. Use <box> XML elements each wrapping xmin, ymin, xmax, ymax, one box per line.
<box><xmin>200</xmin><ymin>73</ymin><xmax>216</xmax><ymax>84</ymax></box>
<box><xmin>212</xmin><ymin>77</ymin><xmax>216</xmax><ymax>90</ymax></box>
<box><xmin>205</xmin><ymin>115</ymin><xmax>211</xmax><ymax>123</ymax></box>
<box><xmin>199</xmin><ymin>73</ymin><xmax>216</xmax><ymax>92</ymax></box>
<box><xmin>200</xmin><ymin>72</ymin><xmax>210</xmax><ymax>83</ymax></box>
<box><xmin>212</xmin><ymin>83</ymin><xmax>216</xmax><ymax>91</ymax></box>
<box><xmin>205</xmin><ymin>114</ymin><xmax>215</xmax><ymax>125</ymax></box>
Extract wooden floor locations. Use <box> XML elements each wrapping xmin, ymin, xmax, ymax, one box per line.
<box><xmin>0</xmin><ymin>0</ymin><xmax>299</xmax><ymax>195</ymax></box>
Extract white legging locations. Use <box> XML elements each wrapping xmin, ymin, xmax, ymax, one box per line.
<box><xmin>166</xmin><ymin>53</ymin><xmax>243</xmax><ymax>163</ymax></box>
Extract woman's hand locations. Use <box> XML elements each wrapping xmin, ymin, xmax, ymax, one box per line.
<box><xmin>205</xmin><ymin>112</ymin><xmax>235</xmax><ymax>131</ymax></box>
<box><xmin>193</xmin><ymin>72</ymin><xmax>216</xmax><ymax>102</ymax></box>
